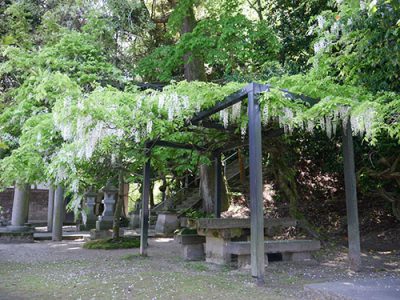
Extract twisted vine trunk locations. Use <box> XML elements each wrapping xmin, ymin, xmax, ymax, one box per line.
<box><xmin>112</xmin><ymin>171</ymin><xmax>125</xmax><ymax>239</ymax></box>
<box><xmin>269</xmin><ymin>138</ymin><xmax>320</xmax><ymax>239</ymax></box>
<box><xmin>181</xmin><ymin>5</ymin><xmax>206</xmax><ymax>81</ymax></box>
<box><xmin>180</xmin><ymin>4</ymin><xmax>220</xmax><ymax>213</ymax></box>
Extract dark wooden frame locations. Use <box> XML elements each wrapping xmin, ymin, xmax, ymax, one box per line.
<box><xmin>138</xmin><ymin>82</ymin><xmax>361</xmax><ymax>283</ymax></box>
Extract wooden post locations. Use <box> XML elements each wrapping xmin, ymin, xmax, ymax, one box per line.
<box><xmin>248</xmin><ymin>83</ymin><xmax>265</xmax><ymax>286</ymax></box>
<box><xmin>342</xmin><ymin>119</ymin><xmax>361</xmax><ymax>271</ymax></box>
<box><xmin>214</xmin><ymin>151</ymin><xmax>222</xmax><ymax>218</ymax></box>
<box><xmin>140</xmin><ymin>151</ymin><xmax>151</xmax><ymax>256</ymax></box>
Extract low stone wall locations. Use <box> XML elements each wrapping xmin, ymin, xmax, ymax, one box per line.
<box><xmin>0</xmin><ymin>189</ymin><xmax>14</xmax><ymax>221</ymax></box>
<box><xmin>0</xmin><ymin>188</ymin><xmax>49</xmax><ymax>223</ymax></box>
<box><xmin>29</xmin><ymin>189</ymin><xmax>49</xmax><ymax>222</ymax></box>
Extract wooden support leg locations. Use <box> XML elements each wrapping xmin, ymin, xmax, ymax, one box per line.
<box><xmin>248</xmin><ymin>83</ymin><xmax>265</xmax><ymax>286</ymax></box>
<box><xmin>342</xmin><ymin>120</ymin><xmax>361</xmax><ymax>271</ymax></box>
<box><xmin>140</xmin><ymin>154</ymin><xmax>151</xmax><ymax>256</ymax></box>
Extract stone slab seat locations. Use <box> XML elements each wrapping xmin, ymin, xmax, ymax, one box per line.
<box><xmin>196</xmin><ymin>217</ymin><xmax>297</xmax><ymax>240</ymax></box>
<box><xmin>197</xmin><ymin>218</ymin><xmax>297</xmax><ymax>229</ymax></box>
<box><xmin>196</xmin><ymin>217</ymin><xmax>297</xmax><ymax>230</ymax></box>
<box><xmin>227</xmin><ymin>239</ymin><xmax>321</xmax><ymax>268</ymax></box>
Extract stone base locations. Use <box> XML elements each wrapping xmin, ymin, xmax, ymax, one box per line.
<box><xmin>90</xmin><ymin>229</ymin><xmax>112</xmax><ymax>240</ymax></box>
<box><xmin>129</xmin><ymin>213</ymin><xmax>140</xmax><ymax>229</ymax></box>
<box><xmin>183</xmin><ymin>244</ymin><xmax>205</xmax><ymax>261</ymax></box>
<box><xmin>96</xmin><ymin>219</ymin><xmax>113</xmax><ymax>231</ymax></box>
<box><xmin>179</xmin><ymin>217</ymin><xmax>188</xmax><ymax>228</ymax></box>
<box><xmin>89</xmin><ymin>228</ymin><xmax>124</xmax><ymax>240</ymax></box>
<box><xmin>0</xmin><ymin>226</ymin><xmax>34</xmax><ymax>243</ymax></box>
<box><xmin>236</xmin><ymin>254</ymin><xmax>269</xmax><ymax>269</ymax></box>
<box><xmin>6</xmin><ymin>224</ymin><xmax>33</xmax><ymax>232</ymax></box>
<box><xmin>155</xmin><ymin>212</ymin><xmax>179</xmax><ymax>236</ymax></box>
<box><xmin>79</xmin><ymin>220</ymin><xmax>97</xmax><ymax>231</ymax></box>
<box><xmin>204</xmin><ymin>236</ymin><xmax>230</xmax><ymax>265</ymax></box>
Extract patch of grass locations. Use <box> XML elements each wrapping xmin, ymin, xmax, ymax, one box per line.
<box><xmin>120</xmin><ymin>253</ymin><xmax>138</xmax><ymax>260</ymax></box>
<box><xmin>184</xmin><ymin>262</ymin><xmax>209</xmax><ymax>272</ymax></box>
<box><xmin>83</xmin><ymin>237</ymin><xmax>140</xmax><ymax>250</ymax></box>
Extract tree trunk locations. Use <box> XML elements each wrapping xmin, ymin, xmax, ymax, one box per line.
<box><xmin>269</xmin><ymin>139</ymin><xmax>320</xmax><ymax>239</ymax></box>
<box><xmin>181</xmin><ymin>5</ymin><xmax>206</xmax><ymax>81</ymax></box>
<box><xmin>149</xmin><ymin>182</ymin><xmax>155</xmax><ymax>209</ymax></box>
<box><xmin>179</xmin><ymin>4</ymin><xmax>230</xmax><ymax>213</ymax></box>
<box><xmin>200</xmin><ymin>160</ymin><xmax>229</xmax><ymax>214</ymax></box>
<box><xmin>200</xmin><ymin>164</ymin><xmax>214</xmax><ymax>213</ymax></box>
<box><xmin>238</xmin><ymin>149</ymin><xmax>247</xmax><ymax>193</ymax></box>
<box><xmin>112</xmin><ymin>171</ymin><xmax>124</xmax><ymax>239</ymax></box>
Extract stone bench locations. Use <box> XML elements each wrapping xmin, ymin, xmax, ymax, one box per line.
<box><xmin>227</xmin><ymin>239</ymin><xmax>321</xmax><ymax>269</ymax></box>
<box><xmin>175</xmin><ymin>234</ymin><xmax>206</xmax><ymax>261</ymax></box>
<box><xmin>195</xmin><ymin>218</ymin><xmax>297</xmax><ymax>265</ymax></box>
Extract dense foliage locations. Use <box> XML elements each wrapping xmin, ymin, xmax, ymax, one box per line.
<box><xmin>0</xmin><ymin>0</ymin><xmax>399</xmax><ymax>223</ymax></box>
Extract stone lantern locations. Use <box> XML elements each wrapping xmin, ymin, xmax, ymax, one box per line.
<box><xmin>96</xmin><ymin>180</ymin><xmax>118</xmax><ymax>231</ymax></box>
<box><xmin>83</xmin><ymin>187</ymin><xmax>98</xmax><ymax>230</ymax></box>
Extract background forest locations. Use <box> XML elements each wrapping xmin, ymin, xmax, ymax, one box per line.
<box><xmin>0</xmin><ymin>0</ymin><xmax>399</xmax><ymax>244</ymax></box>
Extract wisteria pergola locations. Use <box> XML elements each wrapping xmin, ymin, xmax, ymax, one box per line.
<box><xmin>139</xmin><ymin>82</ymin><xmax>361</xmax><ymax>285</ymax></box>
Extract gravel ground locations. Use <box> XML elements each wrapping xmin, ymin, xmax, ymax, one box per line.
<box><xmin>0</xmin><ymin>238</ymin><xmax>399</xmax><ymax>300</ymax></box>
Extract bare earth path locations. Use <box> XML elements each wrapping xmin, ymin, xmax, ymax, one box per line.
<box><xmin>0</xmin><ymin>238</ymin><xmax>399</xmax><ymax>299</ymax></box>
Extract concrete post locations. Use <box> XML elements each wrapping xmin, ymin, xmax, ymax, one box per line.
<box><xmin>47</xmin><ymin>187</ymin><xmax>55</xmax><ymax>232</ymax></box>
<box><xmin>8</xmin><ymin>182</ymin><xmax>30</xmax><ymax>231</ymax></box>
<box><xmin>52</xmin><ymin>185</ymin><xmax>64</xmax><ymax>241</ymax></box>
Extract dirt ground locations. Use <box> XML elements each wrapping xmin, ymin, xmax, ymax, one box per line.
<box><xmin>0</xmin><ymin>238</ymin><xmax>399</xmax><ymax>300</ymax></box>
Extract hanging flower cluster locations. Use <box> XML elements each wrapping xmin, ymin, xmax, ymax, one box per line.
<box><xmin>257</xmin><ymin>85</ymin><xmax>381</xmax><ymax>142</ymax></box>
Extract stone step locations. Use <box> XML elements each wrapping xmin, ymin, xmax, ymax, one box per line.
<box><xmin>33</xmin><ymin>231</ymin><xmax>90</xmax><ymax>241</ymax></box>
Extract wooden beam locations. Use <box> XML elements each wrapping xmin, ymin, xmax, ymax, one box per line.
<box><xmin>189</xmin><ymin>87</ymin><xmax>248</xmax><ymax>125</ymax></box>
<box><xmin>153</xmin><ymin>140</ymin><xmax>205</xmax><ymax>151</ymax></box>
<box><xmin>248</xmin><ymin>83</ymin><xmax>265</xmax><ymax>285</ymax></box>
<box><xmin>136</xmin><ymin>83</ymin><xmax>165</xmax><ymax>91</ymax></box>
<box><xmin>188</xmin><ymin>83</ymin><xmax>269</xmax><ymax>124</ymax></box>
<box><xmin>279</xmin><ymin>88</ymin><xmax>319</xmax><ymax>106</ymax></box>
<box><xmin>342</xmin><ymin>119</ymin><xmax>361</xmax><ymax>271</ymax></box>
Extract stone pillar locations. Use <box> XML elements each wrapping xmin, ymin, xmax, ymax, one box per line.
<box><xmin>8</xmin><ymin>183</ymin><xmax>31</xmax><ymax>231</ymax></box>
<box><xmin>96</xmin><ymin>181</ymin><xmax>118</xmax><ymax>230</ymax></box>
<box><xmin>83</xmin><ymin>188</ymin><xmax>97</xmax><ymax>230</ymax></box>
<box><xmin>52</xmin><ymin>185</ymin><xmax>64</xmax><ymax>241</ymax></box>
<box><xmin>47</xmin><ymin>187</ymin><xmax>55</xmax><ymax>232</ymax></box>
